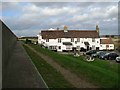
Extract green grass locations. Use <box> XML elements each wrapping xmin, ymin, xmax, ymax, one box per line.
<box><xmin>23</xmin><ymin>44</ymin><xmax>74</xmax><ymax>88</ymax></box>
<box><xmin>29</xmin><ymin>44</ymin><xmax>119</xmax><ymax>88</ymax></box>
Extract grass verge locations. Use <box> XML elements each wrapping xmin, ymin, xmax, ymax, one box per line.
<box><xmin>23</xmin><ymin>44</ymin><xmax>74</xmax><ymax>88</ymax></box>
<box><xmin>29</xmin><ymin>44</ymin><xmax>119</xmax><ymax>88</ymax></box>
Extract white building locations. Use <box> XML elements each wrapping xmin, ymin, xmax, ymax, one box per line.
<box><xmin>100</xmin><ymin>38</ymin><xmax>114</xmax><ymax>50</ymax></box>
<box><xmin>38</xmin><ymin>25</ymin><xmax>114</xmax><ymax>52</ymax></box>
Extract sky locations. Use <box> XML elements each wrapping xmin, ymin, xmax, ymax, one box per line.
<box><xmin>1</xmin><ymin>1</ymin><xmax>119</xmax><ymax>37</ymax></box>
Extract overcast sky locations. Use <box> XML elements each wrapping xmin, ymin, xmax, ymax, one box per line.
<box><xmin>1</xmin><ymin>1</ymin><xmax>118</xmax><ymax>37</ymax></box>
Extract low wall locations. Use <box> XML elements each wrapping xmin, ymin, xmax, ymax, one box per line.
<box><xmin>2</xmin><ymin>20</ymin><xmax>17</xmax><ymax>79</ymax></box>
<box><xmin>0</xmin><ymin>20</ymin><xmax>2</xmax><ymax>89</ymax></box>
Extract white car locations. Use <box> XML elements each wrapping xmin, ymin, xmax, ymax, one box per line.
<box><xmin>116</xmin><ymin>56</ymin><xmax>120</xmax><ymax>63</ymax></box>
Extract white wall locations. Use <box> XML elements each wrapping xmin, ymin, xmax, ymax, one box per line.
<box><xmin>100</xmin><ymin>44</ymin><xmax>114</xmax><ymax>50</ymax></box>
<box><xmin>109</xmin><ymin>44</ymin><xmax>114</xmax><ymax>50</ymax></box>
<box><xmin>38</xmin><ymin>35</ymin><xmax>102</xmax><ymax>51</ymax></box>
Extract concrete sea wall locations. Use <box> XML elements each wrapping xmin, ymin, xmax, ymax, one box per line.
<box><xmin>2</xmin><ymin>20</ymin><xmax>17</xmax><ymax>80</ymax></box>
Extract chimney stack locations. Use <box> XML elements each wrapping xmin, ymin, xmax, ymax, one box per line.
<box><xmin>96</xmin><ymin>25</ymin><xmax>99</xmax><ymax>33</ymax></box>
<box><xmin>64</xmin><ymin>25</ymin><xmax>68</xmax><ymax>32</ymax></box>
<box><xmin>57</xmin><ymin>27</ymin><xmax>59</xmax><ymax>30</ymax></box>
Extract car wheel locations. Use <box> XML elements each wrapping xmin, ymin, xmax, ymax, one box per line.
<box><xmin>116</xmin><ymin>60</ymin><xmax>120</xmax><ymax>63</ymax></box>
<box><xmin>109</xmin><ymin>57</ymin><xmax>111</xmax><ymax>60</ymax></box>
<box><xmin>105</xmin><ymin>57</ymin><xmax>107</xmax><ymax>60</ymax></box>
<box><xmin>91</xmin><ymin>57</ymin><xmax>95</xmax><ymax>61</ymax></box>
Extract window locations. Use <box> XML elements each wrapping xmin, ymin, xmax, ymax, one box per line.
<box><xmin>49</xmin><ymin>46</ymin><xmax>57</xmax><ymax>50</ymax></box>
<box><xmin>106</xmin><ymin>45</ymin><xmax>109</xmax><ymax>48</ymax></box>
<box><xmin>92</xmin><ymin>38</ymin><xmax>95</xmax><ymax>42</ymax></box>
<box><xmin>54</xmin><ymin>46</ymin><xmax>57</xmax><ymax>50</ymax></box>
<box><xmin>77</xmin><ymin>46</ymin><xmax>80</xmax><ymax>49</ymax></box>
<box><xmin>49</xmin><ymin>46</ymin><xmax>52</xmax><ymax>49</ymax></box>
<box><xmin>46</xmin><ymin>39</ymin><xmax>49</xmax><ymax>42</ymax></box>
<box><xmin>92</xmin><ymin>45</ymin><xmax>95</xmax><ymax>50</ymax></box>
<box><xmin>58</xmin><ymin>38</ymin><xmax>61</xmax><ymax>43</ymax></box>
<box><xmin>75</xmin><ymin>41</ymin><xmax>77</xmax><ymax>44</ymax></box>
<box><xmin>71</xmin><ymin>38</ymin><xmax>74</xmax><ymax>42</ymax></box>
<box><xmin>96</xmin><ymin>47</ymin><xmax>99</xmax><ymax>50</ymax></box>
<box><xmin>42</xmin><ymin>42</ymin><xmax>45</xmax><ymax>44</ymax></box>
<box><xmin>77</xmin><ymin>38</ymin><xmax>80</xmax><ymax>42</ymax></box>
<box><xmin>90</xmin><ymin>47</ymin><xmax>92</xmax><ymax>50</ymax></box>
<box><xmin>58</xmin><ymin>46</ymin><xmax>61</xmax><ymax>49</ymax></box>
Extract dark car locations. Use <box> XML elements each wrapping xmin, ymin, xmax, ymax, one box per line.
<box><xmin>86</xmin><ymin>50</ymin><xmax>97</xmax><ymax>56</ymax></box>
<box><xmin>102</xmin><ymin>52</ymin><xmax>119</xmax><ymax>60</ymax></box>
<box><xmin>99</xmin><ymin>52</ymin><xmax>107</xmax><ymax>59</ymax></box>
<box><xmin>91</xmin><ymin>51</ymin><xmax>106</xmax><ymax>58</ymax></box>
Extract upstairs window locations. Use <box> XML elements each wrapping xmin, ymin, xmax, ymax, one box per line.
<box><xmin>77</xmin><ymin>38</ymin><xmax>80</xmax><ymax>42</ymax></box>
<box><xmin>46</xmin><ymin>39</ymin><xmax>49</xmax><ymax>42</ymax></box>
<box><xmin>71</xmin><ymin>38</ymin><xmax>74</xmax><ymax>42</ymax></box>
<box><xmin>58</xmin><ymin>38</ymin><xmax>61</xmax><ymax>43</ymax></box>
<box><xmin>92</xmin><ymin>38</ymin><xmax>95</xmax><ymax>42</ymax></box>
<box><xmin>75</xmin><ymin>41</ymin><xmax>77</xmax><ymax>44</ymax></box>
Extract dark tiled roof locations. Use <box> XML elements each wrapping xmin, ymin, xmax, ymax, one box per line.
<box><xmin>41</xmin><ymin>30</ymin><xmax>99</xmax><ymax>39</ymax></box>
<box><xmin>100</xmin><ymin>38</ymin><xmax>114</xmax><ymax>44</ymax></box>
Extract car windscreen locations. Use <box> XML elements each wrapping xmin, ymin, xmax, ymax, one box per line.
<box><xmin>99</xmin><ymin>52</ymin><xmax>106</xmax><ymax>55</ymax></box>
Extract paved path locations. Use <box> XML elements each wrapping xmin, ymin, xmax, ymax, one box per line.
<box><xmin>26</xmin><ymin>44</ymin><xmax>99</xmax><ymax>88</ymax></box>
<box><xmin>3</xmin><ymin>41</ymin><xmax>48</xmax><ymax>88</ymax></box>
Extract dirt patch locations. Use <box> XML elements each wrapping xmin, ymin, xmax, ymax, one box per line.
<box><xmin>25</xmin><ymin>44</ymin><xmax>99</xmax><ymax>88</ymax></box>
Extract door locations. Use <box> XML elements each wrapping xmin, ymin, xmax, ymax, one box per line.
<box><xmin>87</xmin><ymin>46</ymin><xmax>89</xmax><ymax>51</ymax></box>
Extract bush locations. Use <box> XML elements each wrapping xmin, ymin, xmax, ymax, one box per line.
<box><xmin>25</xmin><ymin>39</ymin><xmax>32</xmax><ymax>44</ymax></box>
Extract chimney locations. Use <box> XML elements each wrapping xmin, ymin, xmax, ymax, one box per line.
<box><xmin>64</xmin><ymin>25</ymin><xmax>68</xmax><ymax>32</ymax></box>
<box><xmin>96</xmin><ymin>25</ymin><xmax>99</xmax><ymax>33</ymax></box>
<box><xmin>57</xmin><ymin>27</ymin><xmax>59</xmax><ymax>30</ymax></box>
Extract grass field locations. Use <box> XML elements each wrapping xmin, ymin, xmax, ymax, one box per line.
<box><xmin>29</xmin><ymin>44</ymin><xmax>119</xmax><ymax>88</ymax></box>
<box><xmin>23</xmin><ymin>44</ymin><xmax>74</xmax><ymax>88</ymax></box>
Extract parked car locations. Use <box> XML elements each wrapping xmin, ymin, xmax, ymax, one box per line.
<box><xmin>116</xmin><ymin>56</ymin><xmax>120</xmax><ymax>63</ymax></box>
<box><xmin>99</xmin><ymin>52</ymin><xmax>107</xmax><ymax>59</ymax></box>
<box><xmin>102</xmin><ymin>52</ymin><xmax>119</xmax><ymax>60</ymax></box>
<box><xmin>91</xmin><ymin>51</ymin><xmax>106</xmax><ymax>58</ymax></box>
<box><xmin>86</xmin><ymin>50</ymin><xmax>97</xmax><ymax>56</ymax></box>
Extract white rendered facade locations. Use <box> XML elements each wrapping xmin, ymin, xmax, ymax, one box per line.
<box><xmin>100</xmin><ymin>44</ymin><xmax>114</xmax><ymax>50</ymax></box>
<box><xmin>38</xmin><ymin>34</ymin><xmax>101</xmax><ymax>52</ymax></box>
<box><xmin>38</xmin><ymin>26</ymin><xmax>114</xmax><ymax>51</ymax></box>
<box><xmin>99</xmin><ymin>38</ymin><xmax>114</xmax><ymax>50</ymax></box>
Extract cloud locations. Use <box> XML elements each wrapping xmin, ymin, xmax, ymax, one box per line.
<box><xmin>2</xmin><ymin>2</ymin><xmax>19</xmax><ymax>11</ymax></box>
<box><xmin>22</xmin><ymin>3</ymin><xmax>81</xmax><ymax>17</ymax></box>
<box><xmin>106</xmin><ymin>5</ymin><xmax>118</xmax><ymax>17</ymax></box>
<box><xmin>2</xmin><ymin>2</ymin><xmax>118</xmax><ymax>36</ymax></box>
<box><xmin>70</xmin><ymin>14</ymin><xmax>88</xmax><ymax>22</ymax></box>
<box><xmin>2</xmin><ymin>0</ymin><xmax>119</xmax><ymax>2</ymax></box>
